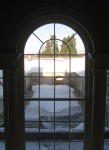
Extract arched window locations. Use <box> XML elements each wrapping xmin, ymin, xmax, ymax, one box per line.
<box><xmin>24</xmin><ymin>23</ymin><xmax>87</xmax><ymax>150</ymax></box>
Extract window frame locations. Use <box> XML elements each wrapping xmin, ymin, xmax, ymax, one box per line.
<box><xmin>3</xmin><ymin>7</ymin><xmax>102</xmax><ymax>150</ymax></box>
<box><xmin>23</xmin><ymin>22</ymin><xmax>92</xmax><ymax>149</ymax></box>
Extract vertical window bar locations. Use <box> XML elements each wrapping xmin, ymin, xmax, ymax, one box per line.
<box><xmin>39</xmin><ymin>52</ymin><xmax>41</xmax><ymax>149</ymax></box>
<box><xmin>54</xmin><ymin>22</ymin><xmax>56</xmax><ymax>150</ymax></box>
<box><xmin>68</xmin><ymin>48</ymin><xmax>71</xmax><ymax>150</ymax></box>
<box><xmin>53</xmin><ymin>23</ymin><xmax>56</xmax><ymax>98</ymax></box>
<box><xmin>69</xmin><ymin>99</ymin><xmax>71</xmax><ymax>150</ymax></box>
<box><xmin>69</xmin><ymin>49</ymin><xmax>72</xmax><ymax>150</ymax></box>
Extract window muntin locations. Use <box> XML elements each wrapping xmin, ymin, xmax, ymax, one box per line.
<box><xmin>24</xmin><ymin>23</ymin><xmax>85</xmax><ymax>149</ymax></box>
<box><xmin>0</xmin><ymin>70</ymin><xmax>5</xmax><ymax>150</ymax></box>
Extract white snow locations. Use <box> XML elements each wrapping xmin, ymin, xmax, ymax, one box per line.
<box><xmin>0</xmin><ymin>85</ymin><xmax>3</xmax><ymax>98</ymax></box>
<box><xmin>73</xmin><ymin>122</ymin><xmax>84</xmax><ymax>130</ymax></box>
<box><xmin>0</xmin><ymin>128</ymin><xmax>4</xmax><ymax>132</ymax></box>
<box><xmin>25</xmin><ymin>141</ymin><xmax>84</xmax><ymax>150</ymax></box>
<box><xmin>25</xmin><ymin>84</ymin><xmax>80</xmax><ymax>115</ymax></box>
<box><xmin>0</xmin><ymin>140</ymin><xmax>109</xmax><ymax>150</ymax></box>
<box><xmin>32</xmin><ymin>84</ymin><xmax>75</xmax><ymax>98</ymax></box>
<box><xmin>25</xmin><ymin>115</ymin><xmax>39</xmax><ymax>121</ymax></box>
<box><xmin>24</xmin><ymin>57</ymin><xmax>85</xmax><ymax>76</ymax></box>
<box><xmin>0</xmin><ymin>142</ymin><xmax>5</xmax><ymax>150</ymax></box>
<box><xmin>0</xmin><ymin>70</ymin><xmax>2</xmax><ymax>78</ymax></box>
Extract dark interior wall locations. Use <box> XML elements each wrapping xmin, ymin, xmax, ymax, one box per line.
<box><xmin>0</xmin><ymin>1</ymin><xmax>109</xmax><ymax>53</ymax></box>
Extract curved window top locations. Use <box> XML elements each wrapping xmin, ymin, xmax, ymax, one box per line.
<box><xmin>24</xmin><ymin>23</ymin><xmax>85</xmax><ymax>55</ymax></box>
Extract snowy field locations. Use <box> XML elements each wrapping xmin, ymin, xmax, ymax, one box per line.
<box><xmin>25</xmin><ymin>84</ymin><xmax>80</xmax><ymax>115</ymax></box>
<box><xmin>25</xmin><ymin>84</ymin><xmax>83</xmax><ymax>137</ymax></box>
<box><xmin>24</xmin><ymin>57</ymin><xmax>85</xmax><ymax>76</ymax></box>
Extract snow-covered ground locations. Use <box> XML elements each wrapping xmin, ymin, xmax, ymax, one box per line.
<box><xmin>24</xmin><ymin>57</ymin><xmax>85</xmax><ymax>76</ymax></box>
<box><xmin>0</xmin><ymin>141</ymin><xmax>84</xmax><ymax>150</ymax></box>
<box><xmin>24</xmin><ymin>74</ymin><xmax>85</xmax><ymax>150</ymax></box>
<box><xmin>32</xmin><ymin>84</ymin><xmax>76</xmax><ymax>98</ymax></box>
<box><xmin>25</xmin><ymin>84</ymin><xmax>83</xmax><ymax>133</ymax></box>
<box><xmin>25</xmin><ymin>84</ymin><xmax>82</xmax><ymax>120</ymax></box>
<box><xmin>0</xmin><ymin>141</ymin><xmax>109</xmax><ymax>150</ymax></box>
<box><xmin>25</xmin><ymin>84</ymin><xmax>79</xmax><ymax>114</ymax></box>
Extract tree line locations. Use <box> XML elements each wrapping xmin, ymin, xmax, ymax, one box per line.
<box><xmin>41</xmin><ymin>34</ymin><xmax>77</xmax><ymax>55</ymax></box>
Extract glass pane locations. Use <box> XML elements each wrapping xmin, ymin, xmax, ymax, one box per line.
<box><xmin>40</xmin><ymin>142</ymin><xmax>54</xmax><ymax>150</ymax></box>
<box><xmin>104</xmin><ymin>140</ymin><xmax>109</xmax><ymax>150</ymax></box>
<box><xmin>25</xmin><ymin>101</ymin><xmax>39</xmax><ymax>116</ymax></box>
<box><xmin>40</xmin><ymin>54</ymin><xmax>54</xmax><ymax>73</ymax></box>
<box><xmin>40</xmin><ymin>101</ymin><xmax>54</xmax><ymax>118</ymax></box>
<box><xmin>55</xmin><ymin>84</ymin><xmax>76</xmax><ymax>98</ymax></box>
<box><xmin>70</xmin><ymin>122</ymin><xmax>84</xmax><ymax>131</ymax></box>
<box><xmin>24</xmin><ymin>55</ymin><xmax>39</xmax><ymax>76</ymax></box>
<box><xmin>24</xmin><ymin>77</ymin><xmax>37</xmax><ymax>99</ymax></box>
<box><xmin>24</xmin><ymin>55</ymin><xmax>39</xmax><ymax>98</ymax></box>
<box><xmin>26</xmin><ymin>142</ymin><xmax>39</xmax><ymax>150</ymax></box>
<box><xmin>70</xmin><ymin>101</ymin><xmax>85</xmax><ymax>121</ymax></box>
<box><xmin>0</xmin><ymin>71</ymin><xmax>5</xmax><ymax>149</ymax></box>
<box><xmin>104</xmin><ymin>70</ymin><xmax>109</xmax><ymax>149</ymax></box>
<box><xmin>25</xmin><ymin>101</ymin><xmax>40</xmax><ymax>134</ymax></box>
<box><xmin>39</xmin><ymin>82</ymin><xmax>54</xmax><ymax>98</ymax></box>
<box><xmin>24</xmin><ymin>33</ymin><xmax>42</xmax><ymax>54</ymax></box>
<box><xmin>55</xmin><ymin>101</ymin><xmax>69</xmax><ymax>121</ymax></box>
<box><xmin>70</xmin><ymin>141</ymin><xmax>84</xmax><ymax>150</ymax></box>
<box><xmin>0</xmin><ymin>142</ymin><xmax>5</xmax><ymax>150</ymax></box>
<box><xmin>55</xmin><ymin>142</ymin><xmax>68</xmax><ymax>150</ymax></box>
<box><xmin>33</xmin><ymin>24</ymin><xmax>54</xmax><ymax>43</ymax></box>
<box><xmin>55</xmin><ymin>122</ymin><xmax>69</xmax><ymax>132</ymax></box>
<box><xmin>71</xmin><ymin>56</ymin><xmax>85</xmax><ymax>98</ymax></box>
<box><xmin>41</xmin><ymin>121</ymin><xmax>54</xmax><ymax>131</ymax></box>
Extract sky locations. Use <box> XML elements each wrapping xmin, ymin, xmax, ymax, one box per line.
<box><xmin>24</xmin><ymin>23</ymin><xmax>85</xmax><ymax>54</ymax></box>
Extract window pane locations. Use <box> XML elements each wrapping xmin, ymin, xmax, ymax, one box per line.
<box><xmin>55</xmin><ymin>121</ymin><xmax>69</xmax><ymax>132</ymax></box>
<box><xmin>0</xmin><ymin>70</ymin><xmax>5</xmax><ymax>149</ymax></box>
<box><xmin>40</xmin><ymin>101</ymin><xmax>54</xmax><ymax>118</ymax></box>
<box><xmin>0</xmin><ymin>142</ymin><xmax>5</xmax><ymax>150</ymax></box>
<box><xmin>104</xmin><ymin>140</ymin><xmax>109</xmax><ymax>150</ymax></box>
<box><xmin>39</xmin><ymin>83</ymin><xmax>54</xmax><ymax>98</ymax></box>
<box><xmin>33</xmin><ymin>24</ymin><xmax>54</xmax><ymax>43</ymax></box>
<box><xmin>26</xmin><ymin>142</ymin><xmax>39</xmax><ymax>150</ymax></box>
<box><xmin>104</xmin><ymin>70</ymin><xmax>109</xmax><ymax>149</ymax></box>
<box><xmin>40</xmin><ymin>142</ymin><xmax>54</xmax><ymax>150</ymax></box>
<box><xmin>55</xmin><ymin>101</ymin><xmax>69</xmax><ymax>121</ymax></box>
<box><xmin>70</xmin><ymin>101</ymin><xmax>85</xmax><ymax>121</ymax></box>
<box><xmin>25</xmin><ymin>101</ymin><xmax>39</xmax><ymax>116</ymax></box>
<box><xmin>55</xmin><ymin>142</ymin><xmax>68</xmax><ymax>150</ymax></box>
<box><xmin>70</xmin><ymin>141</ymin><xmax>84</xmax><ymax>150</ymax></box>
